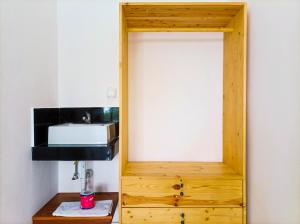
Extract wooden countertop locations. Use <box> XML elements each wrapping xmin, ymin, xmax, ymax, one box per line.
<box><xmin>32</xmin><ymin>192</ymin><xmax>118</xmax><ymax>224</ymax></box>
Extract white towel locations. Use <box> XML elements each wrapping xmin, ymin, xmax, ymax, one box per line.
<box><xmin>52</xmin><ymin>200</ymin><xmax>113</xmax><ymax>217</ymax></box>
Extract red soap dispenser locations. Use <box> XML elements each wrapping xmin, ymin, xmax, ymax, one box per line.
<box><xmin>79</xmin><ymin>162</ymin><xmax>95</xmax><ymax>209</ymax></box>
<box><xmin>80</xmin><ymin>191</ymin><xmax>95</xmax><ymax>209</ymax></box>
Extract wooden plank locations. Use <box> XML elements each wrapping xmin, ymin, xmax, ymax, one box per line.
<box><xmin>183</xmin><ymin>178</ymin><xmax>243</xmax><ymax>206</ymax></box>
<box><xmin>119</xmin><ymin>4</ymin><xmax>128</xmax><ymax>177</ymax></box>
<box><xmin>123</xmin><ymin>2</ymin><xmax>246</xmax><ymax>6</ymax></box>
<box><xmin>242</xmin><ymin>6</ymin><xmax>248</xmax><ymax>224</ymax></box>
<box><xmin>122</xmin><ymin>3</ymin><xmax>244</xmax><ymax>30</ymax></box>
<box><xmin>243</xmin><ymin>206</ymin><xmax>247</xmax><ymax>224</ymax></box>
<box><xmin>127</xmin><ymin>22</ymin><xmax>230</xmax><ymax>28</ymax></box>
<box><xmin>32</xmin><ymin>192</ymin><xmax>118</xmax><ymax>224</ymax></box>
<box><xmin>119</xmin><ymin>4</ymin><xmax>128</xmax><ymax>224</ymax></box>
<box><xmin>122</xmin><ymin>176</ymin><xmax>181</xmax><ymax>207</ymax></box>
<box><xmin>128</xmin><ymin>27</ymin><xmax>233</xmax><ymax>32</ymax></box>
<box><xmin>126</xmin><ymin>16</ymin><xmax>233</xmax><ymax>20</ymax></box>
<box><xmin>223</xmin><ymin>6</ymin><xmax>247</xmax><ymax>177</ymax></box>
<box><xmin>123</xmin><ymin>4</ymin><xmax>244</xmax><ymax>17</ymax></box>
<box><xmin>122</xmin><ymin>176</ymin><xmax>242</xmax><ymax>207</ymax></box>
<box><xmin>122</xmin><ymin>207</ymin><xmax>243</xmax><ymax>224</ymax></box>
<box><xmin>123</xmin><ymin>162</ymin><xmax>242</xmax><ymax>179</ymax></box>
<box><xmin>126</xmin><ymin>17</ymin><xmax>232</xmax><ymax>28</ymax></box>
<box><xmin>187</xmin><ymin>207</ymin><xmax>242</xmax><ymax>224</ymax></box>
<box><xmin>222</xmin><ymin>5</ymin><xmax>247</xmax><ymax>222</ymax></box>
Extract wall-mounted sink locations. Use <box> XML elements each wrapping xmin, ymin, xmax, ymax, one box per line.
<box><xmin>48</xmin><ymin>123</ymin><xmax>116</xmax><ymax>145</ymax></box>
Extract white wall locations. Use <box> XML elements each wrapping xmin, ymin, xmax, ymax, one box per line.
<box><xmin>0</xmin><ymin>0</ymin><xmax>58</xmax><ymax>223</ymax></box>
<box><xmin>128</xmin><ymin>32</ymin><xmax>223</xmax><ymax>162</ymax></box>
<box><xmin>247</xmin><ymin>0</ymin><xmax>300</xmax><ymax>223</ymax></box>
<box><xmin>57</xmin><ymin>0</ymin><xmax>119</xmax><ymax>107</ymax></box>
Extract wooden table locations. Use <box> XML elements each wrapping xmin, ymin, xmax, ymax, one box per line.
<box><xmin>32</xmin><ymin>192</ymin><xmax>118</xmax><ymax>224</ymax></box>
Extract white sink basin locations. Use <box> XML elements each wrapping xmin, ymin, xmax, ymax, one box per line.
<box><xmin>48</xmin><ymin>123</ymin><xmax>116</xmax><ymax>145</ymax></box>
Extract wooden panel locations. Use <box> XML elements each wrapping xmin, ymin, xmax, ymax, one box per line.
<box><xmin>127</xmin><ymin>15</ymin><xmax>233</xmax><ymax>20</ymax></box>
<box><xmin>124</xmin><ymin>162</ymin><xmax>242</xmax><ymax>179</ymax></box>
<box><xmin>122</xmin><ymin>176</ymin><xmax>242</xmax><ymax>207</ymax></box>
<box><xmin>222</xmin><ymin>6</ymin><xmax>247</xmax><ymax>222</ymax></box>
<box><xmin>119</xmin><ymin>5</ymin><xmax>128</xmax><ymax>223</ymax></box>
<box><xmin>127</xmin><ymin>27</ymin><xmax>234</xmax><ymax>32</ymax></box>
<box><xmin>243</xmin><ymin>206</ymin><xmax>247</xmax><ymax>224</ymax></box>
<box><xmin>32</xmin><ymin>192</ymin><xmax>118</xmax><ymax>224</ymax></box>
<box><xmin>122</xmin><ymin>207</ymin><xmax>242</xmax><ymax>224</ymax></box>
<box><xmin>122</xmin><ymin>176</ymin><xmax>180</xmax><ymax>207</ymax></box>
<box><xmin>223</xmin><ymin>6</ymin><xmax>247</xmax><ymax>176</ymax></box>
<box><xmin>183</xmin><ymin>178</ymin><xmax>243</xmax><ymax>206</ymax></box>
<box><xmin>122</xmin><ymin>3</ymin><xmax>244</xmax><ymax>31</ymax></box>
<box><xmin>127</xmin><ymin>17</ymin><xmax>232</xmax><ymax>29</ymax></box>
<box><xmin>124</xmin><ymin>3</ymin><xmax>244</xmax><ymax>17</ymax></box>
<box><xmin>119</xmin><ymin>4</ymin><xmax>128</xmax><ymax>175</ymax></box>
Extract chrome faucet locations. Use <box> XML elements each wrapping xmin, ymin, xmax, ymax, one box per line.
<box><xmin>82</xmin><ymin>112</ymin><xmax>91</xmax><ymax>124</ymax></box>
<box><xmin>72</xmin><ymin>161</ymin><xmax>79</xmax><ymax>180</ymax></box>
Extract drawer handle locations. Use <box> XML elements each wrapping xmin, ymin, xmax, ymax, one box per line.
<box><xmin>180</xmin><ymin>191</ymin><xmax>184</xmax><ymax>196</ymax></box>
<box><xmin>180</xmin><ymin>213</ymin><xmax>185</xmax><ymax>224</ymax></box>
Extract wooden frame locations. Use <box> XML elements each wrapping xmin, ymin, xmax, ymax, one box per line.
<box><xmin>119</xmin><ymin>2</ymin><xmax>247</xmax><ymax>224</ymax></box>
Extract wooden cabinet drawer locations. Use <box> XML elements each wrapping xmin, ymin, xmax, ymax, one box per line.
<box><xmin>122</xmin><ymin>176</ymin><xmax>242</xmax><ymax>207</ymax></box>
<box><xmin>122</xmin><ymin>207</ymin><xmax>242</xmax><ymax>224</ymax></box>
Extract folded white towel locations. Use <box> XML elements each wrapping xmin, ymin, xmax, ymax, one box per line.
<box><xmin>52</xmin><ymin>200</ymin><xmax>113</xmax><ymax>217</ymax></box>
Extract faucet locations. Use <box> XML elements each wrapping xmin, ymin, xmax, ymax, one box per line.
<box><xmin>72</xmin><ymin>161</ymin><xmax>79</xmax><ymax>180</ymax></box>
<box><xmin>71</xmin><ymin>161</ymin><xmax>94</xmax><ymax>193</ymax></box>
<box><xmin>82</xmin><ymin>112</ymin><xmax>91</xmax><ymax>124</ymax></box>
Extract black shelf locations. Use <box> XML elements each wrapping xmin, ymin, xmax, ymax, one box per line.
<box><xmin>32</xmin><ymin>138</ymin><xmax>118</xmax><ymax>161</ymax></box>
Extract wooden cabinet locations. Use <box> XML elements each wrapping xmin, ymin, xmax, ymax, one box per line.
<box><xmin>119</xmin><ymin>2</ymin><xmax>247</xmax><ymax>223</ymax></box>
<box><xmin>122</xmin><ymin>208</ymin><xmax>242</xmax><ymax>224</ymax></box>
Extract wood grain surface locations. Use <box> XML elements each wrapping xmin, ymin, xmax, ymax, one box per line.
<box><xmin>32</xmin><ymin>192</ymin><xmax>118</xmax><ymax>224</ymax></box>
